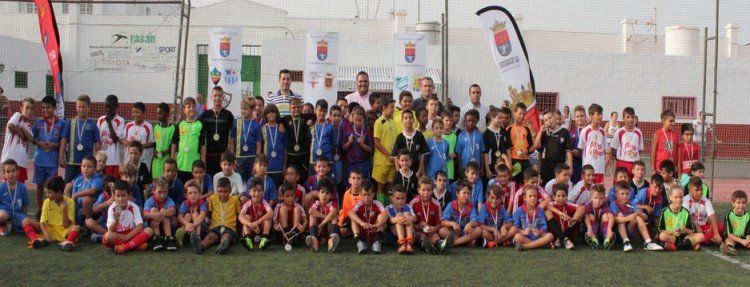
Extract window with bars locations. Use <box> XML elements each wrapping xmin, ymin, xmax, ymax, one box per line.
<box><xmin>662</xmin><ymin>96</ymin><xmax>696</xmax><ymax>119</ymax></box>
<box><xmin>15</xmin><ymin>71</ymin><xmax>28</xmax><ymax>88</ymax></box>
<box><xmin>535</xmin><ymin>92</ymin><xmax>559</xmax><ymax>113</ymax></box>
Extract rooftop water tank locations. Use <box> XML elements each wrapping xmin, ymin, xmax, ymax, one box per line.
<box><xmin>665</xmin><ymin>25</ymin><xmax>699</xmax><ymax>56</ymax></box>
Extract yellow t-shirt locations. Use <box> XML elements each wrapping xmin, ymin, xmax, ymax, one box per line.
<box><xmin>373</xmin><ymin>116</ymin><xmax>397</xmax><ymax>166</ymax></box>
<box><xmin>41</xmin><ymin>197</ymin><xmax>75</xmax><ymax>227</ymax></box>
<box><xmin>207</xmin><ymin>194</ymin><xmax>240</xmax><ymax>231</ymax></box>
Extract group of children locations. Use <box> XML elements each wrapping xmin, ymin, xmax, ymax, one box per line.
<box><xmin>0</xmin><ymin>89</ymin><xmax>748</xmax><ymax>256</ymax></box>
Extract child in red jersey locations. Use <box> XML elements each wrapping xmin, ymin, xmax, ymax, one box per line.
<box><xmin>487</xmin><ymin>163</ymin><xmax>516</xmax><ymax>214</ymax></box>
<box><xmin>584</xmin><ymin>184</ymin><xmax>615</xmax><ymax>250</ymax></box>
<box><xmin>238</xmin><ymin>177</ymin><xmax>273</xmax><ymax>251</ymax></box>
<box><xmin>546</xmin><ymin>183</ymin><xmax>584</xmax><ymax>250</ymax></box>
<box><xmin>511</xmin><ymin>168</ymin><xmax>549</xmax><ymax>214</ymax></box>
<box><xmin>274</xmin><ymin>183</ymin><xmax>307</xmax><ymax>247</ymax></box>
<box><xmin>410</xmin><ymin>177</ymin><xmax>445</xmax><ymax>254</ymax></box>
<box><xmin>350</xmin><ymin>188</ymin><xmax>388</xmax><ymax>254</ymax></box>
<box><xmin>306</xmin><ymin>184</ymin><xmax>340</xmax><ymax>252</ymax></box>
<box><xmin>103</xmin><ymin>180</ymin><xmax>153</xmax><ymax>255</ymax></box>
<box><xmin>651</xmin><ymin>110</ymin><xmax>679</xmax><ymax>173</ymax></box>
<box><xmin>678</xmin><ymin>123</ymin><xmax>700</xmax><ymax>177</ymax></box>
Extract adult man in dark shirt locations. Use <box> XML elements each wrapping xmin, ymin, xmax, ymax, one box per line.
<box><xmin>199</xmin><ymin>86</ymin><xmax>235</xmax><ymax>175</ymax></box>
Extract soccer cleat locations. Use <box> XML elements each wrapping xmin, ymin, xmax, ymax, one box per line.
<box><xmin>59</xmin><ymin>242</ymin><xmax>75</xmax><ymax>252</ymax></box>
<box><xmin>398</xmin><ymin>243</ymin><xmax>407</xmax><ymax>255</ymax></box>
<box><xmin>422</xmin><ymin>237</ymin><xmax>437</xmax><ymax>255</ymax></box>
<box><xmin>563</xmin><ymin>238</ymin><xmax>575</xmax><ymax>250</ymax></box>
<box><xmin>441</xmin><ymin>230</ymin><xmax>455</xmax><ymax>254</ymax></box>
<box><xmin>32</xmin><ymin>239</ymin><xmax>46</xmax><ymax>249</ymax></box>
<box><xmin>602</xmin><ymin>237</ymin><xmax>614</xmax><ymax>250</ymax></box>
<box><xmin>190</xmin><ymin>232</ymin><xmax>202</xmax><ymax>254</ymax></box>
<box><xmin>405</xmin><ymin>241</ymin><xmax>414</xmax><ymax>254</ymax></box>
<box><xmin>215</xmin><ymin>237</ymin><xmax>230</xmax><ymax>255</ymax></box>
<box><xmin>152</xmin><ymin>236</ymin><xmax>164</xmax><ymax>252</ymax></box>
<box><xmin>644</xmin><ymin>242</ymin><xmax>664</xmax><ymax>251</ymax></box>
<box><xmin>90</xmin><ymin>233</ymin><xmax>103</xmax><ymax>244</ymax></box>
<box><xmin>515</xmin><ymin>240</ymin><xmax>524</xmax><ymax>251</ymax></box>
<box><xmin>665</xmin><ymin>242</ymin><xmax>677</xmax><ymax>251</ymax></box>
<box><xmin>720</xmin><ymin>243</ymin><xmax>737</xmax><ymax>256</ymax></box>
<box><xmin>371</xmin><ymin>240</ymin><xmax>382</xmax><ymax>254</ymax></box>
<box><xmin>174</xmin><ymin>228</ymin><xmax>185</xmax><ymax>248</ymax></box>
<box><xmin>258</xmin><ymin>237</ymin><xmax>269</xmax><ymax>250</ymax></box>
<box><xmin>486</xmin><ymin>241</ymin><xmax>497</xmax><ymax>249</ymax></box>
<box><xmin>584</xmin><ymin>234</ymin><xmax>600</xmax><ymax>250</ymax></box>
<box><xmin>553</xmin><ymin>239</ymin><xmax>562</xmax><ymax>249</ymax></box>
<box><xmin>306</xmin><ymin>235</ymin><xmax>319</xmax><ymax>252</ymax></box>
<box><xmin>0</xmin><ymin>224</ymin><xmax>9</xmax><ymax>236</ymax></box>
<box><xmin>240</xmin><ymin>235</ymin><xmax>252</xmax><ymax>251</ymax></box>
<box><xmin>328</xmin><ymin>234</ymin><xmax>340</xmax><ymax>253</ymax></box>
<box><xmin>356</xmin><ymin>240</ymin><xmax>368</xmax><ymax>254</ymax></box>
<box><xmin>165</xmin><ymin>236</ymin><xmax>177</xmax><ymax>251</ymax></box>
<box><xmin>623</xmin><ymin>241</ymin><xmax>633</xmax><ymax>252</ymax></box>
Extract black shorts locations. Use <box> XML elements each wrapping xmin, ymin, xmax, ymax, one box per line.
<box><xmin>208</xmin><ymin>226</ymin><xmax>236</xmax><ymax>241</ymax></box>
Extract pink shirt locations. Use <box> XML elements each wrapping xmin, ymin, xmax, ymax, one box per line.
<box><xmin>345</xmin><ymin>91</ymin><xmax>371</xmax><ymax>110</ymax></box>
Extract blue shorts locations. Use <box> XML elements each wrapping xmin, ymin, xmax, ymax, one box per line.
<box><xmin>65</xmin><ymin>165</ymin><xmax>81</xmax><ymax>182</ymax></box>
<box><xmin>0</xmin><ymin>209</ymin><xmax>27</xmax><ymax>229</ymax></box>
<box><xmin>34</xmin><ymin>166</ymin><xmax>59</xmax><ymax>185</ymax></box>
<box><xmin>236</xmin><ymin>157</ymin><xmax>255</xmax><ymax>182</ymax></box>
<box><xmin>331</xmin><ymin>159</ymin><xmax>343</xmax><ymax>185</ymax></box>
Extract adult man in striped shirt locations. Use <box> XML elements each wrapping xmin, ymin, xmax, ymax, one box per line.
<box><xmin>267</xmin><ymin>69</ymin><xmax>301</xmax><ymax>117</ymax></box>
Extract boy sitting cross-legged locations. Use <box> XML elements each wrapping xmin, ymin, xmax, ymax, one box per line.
<box><xmin>238</xmin><ymin>177</ymin><xmax>274</xmax><ymax>251</ymax></box>
<box><xmin>659</xmin><ymin>187</ymin><xmax>704</xmax><ymax>251</ymax></box>
<box><xmin>512</xmin><ymin>186</ymin><xmax>554</xmax><ymax>251</ymax></box>
<box><xmin>306</xmin><ymin>183</ymin><xmax>341</xmax><ymax>253</ymax></box>
<box><xmin>439</xmin><ymin>180</ymin><xmax>481</xmax><ymax>249</ymax></box>
<box><xmin>175</xmin><ymin>180</ymin><xmax>207</xmax><ymax>252</ymax></box>
<box><xmin>104</xmin><ymin>180</ymin><xmax>153</xmax><ymax>255</ymax></box>
<box><xmin>350</xmin><ymin>187</ymin><xmax>389</xmax><ymax>254</ymax></box>
<box><xmin>38</xmin><ymin>176</ymin><xmax>82</xmax><ymax>251</ymax></box>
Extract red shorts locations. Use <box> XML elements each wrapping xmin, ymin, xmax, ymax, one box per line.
<box><xmin>615</xmin><ymin>160</ymin><xmax>635</xmax><ymax>179</ymax></box>
<box><xmin>16</xmin><ymin>166</ymin><xmax>28</xmax><ymax>183</ymax></box>
<box><xmin>104</xmin><ymin>166</ymin><xmax>120</xmax><ymax>178</ymax></box>
<box><xmin>593</xmin><ymin>174</ymin><xmax>604</xmax><ymax>184</ymax></box>
<box><xmin>699</xmin><ymin>223</ymin><xmax>725</xmax><ymax>244</ymax></box>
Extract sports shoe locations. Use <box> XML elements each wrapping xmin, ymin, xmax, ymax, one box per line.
<box><xmin>174</xmin><ymin>228</ymin><xmax>185</xmax><ymax>248</ymax></box>
<box><xmin>486</xmin><ymin>241</ymin><xmax>497</xmax><ymax>249</ymax></box>
<box><xmin>328</xmin><ymin>234</ymin><xmax>340</xmax><ymax>253</ymax></box>
<box><xmin>114</xmin><ymin>245</ymin><xmax>126</xmax><ymax>255</ymax></box>
<box><xmin>422</xmin><ymin>237</ymin><xmax>438</xmax><ymax>254</ymax></box>
<box><xmin>90</xmin><ymin>233</ymin><xmax>103</xmax><ymax>244</ymax></box>
<box><xmin>357</xmin><ymin>240</ymin><xmax>368</xmax><ymax>254</ymax></box>
<box><xmin>584</xmin><ymin>234</ymin><xmax>600</xmax><ymax>250</ymax></box>
<box><xmin>152</xmin><ymin>236</ymin><xmax>164</xmax><ymax>252</ymax></box>
<box><xmin>258</xmin><ymin>237</ymin><xmax>269</xmax><ymax>250</ymax></box>
<box><xmin>398</xmin><ymin>243</ymin><xmax>407</xmax><ymax>255</ymax></box>
<box><xmin>59</xmin><ymin>242</ymin><xmax>75</xmax><ymax>252</ymax></box>
<box><xmin>554</xmin><ymin>239</ymin><xmax>562</xmax><ymax>249</ymax></box>
<box><xmin>166</xmin><ymin>236</ymin><xmax>177</xmax><ymax>251</ymax></box>
<box><xmin>623</xmin><ymin>241</ymin><xmax>633</xmax><ymax>252</ymax></box>
<box><xmin>602</xmin><ymin>237</ymin><xmax>614</xmax><ymax>250</ymax></box>
<box><xmin>644</xmin><ymin>242</ymin><xmax>664</xmax><ymax>251</ymax></box>
<box><xmin>371</xmin><ymin>240</ymin><xmax>382</xmax><ymax>254</ymax></box>
<box><xmin>441</xmin><ymin>230</ymin><xmax>455</xmax><ymax>254</ymax></box>
<box><xmin>563</xmin><ymin>238</ymin><xmax>575</xmax><ymax>250</ymax></box>
<box><xmin>306</xmin><ymin>235</ymin><xmax>319</xmax><ymax>252</ymax></box>
<box><xmin>137</xmin><ymin>243</ymin><xmax>149</xmax><ymax>251</ymax></box>
<box><xmin>32</xmin><ymin>239</ymin><xmax>46</xmax><ymax>249</ymax></box>
<box><xmin>215</xmin><ymin>237</ymin><xmax>230</xmax><ymax>255</ymax></box>
<box><xmin>405</xmin><ymin>241</ymin><xmax>413</xmax><ymax>254</ymax></box>
<box><xmin>720</xmin><ymin>243</ymin><xmax>738</xmax><ymax>256</ymax></box>
<box><xmin>515</xmin><ymin>240</ymin><xmax>524</xmax><ymax>251</ymax></box>
<box><xmin>190</xmin><ymin>232</ymin><xmax>202</xmax><ymax>254</ymax></box>
<box><xmin>0</xmin><ymin>224</ymin><xmax>9</xmax><ymax>236</ymax></box>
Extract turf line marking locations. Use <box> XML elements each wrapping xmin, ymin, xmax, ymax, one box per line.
<box><xmin>703</xmin><ymin>249</ymin><xmax>750</xmax><ymax>272</ymax></box>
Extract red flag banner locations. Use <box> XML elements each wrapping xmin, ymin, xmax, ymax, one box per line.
<box><xmin>33</xmin><ymin>0</ymin><xmax>64</xmax><ymax>116</ymax></box>
<box><xmin>476</xmin><ymin>6</ymin><xmax>539</xmax><ymax>130</ymax></box>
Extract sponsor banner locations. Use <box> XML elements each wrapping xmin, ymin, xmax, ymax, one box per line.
<box><xmin>392</xmin><ymin>33</ymin><xmax>427</xmax><ymax>102</ymax></box>
<box><xmin>33</xmin><ymin>0</ymin><xmax>64</xmax><ymax>116</ymax></box>
<box><xmin>303</xmin><ymin>31</ymin><xmax>340</xmax><ymax>106</ymax></box>
<box><xmin>208</xmin><ymin>27</ymin><xmax>242</xmax><ymax>115</ymax></box>
<box><xmin>477</xmin><ymin>6</ymin><xmax>539</xmax><ymax>130</ymax></box>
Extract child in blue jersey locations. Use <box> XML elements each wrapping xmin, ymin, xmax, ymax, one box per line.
<box><xmin>259</xmin><ymin>104</ymin><xmax>286</xmax><ymax>186</ymax></box>
<box><xmin>450</xmin><ymin>162</ymin><xmax>484</xmax><ymax>209</ymax></box>
<box><xmin>387</xmin><ymin>185</ymin><xmax>415</xmax><ymax>255</ymax></box>
<box><xmin>426</xmin><ymin>119</ymin><xmax>449</xmax><ymax>180</ymax></box>
<box><xmin>244</xmin><ymin>155</ymin><xmax>277</xmax><ymax>206</ymax></box>
<box><xmin>329</xmin><ymin>105</ymin><xmax>348</xmax><ymax>188</ymax></box>
<box><xmin>310</xmin><ymin>99</ymin><xmax>336</xmax><ymax>170</ymax></box>
<box><xmin>86</xmin><ymin>174</ymin><xmax>117</xmax><ymax>244</ymax></box>
<box><xmin>191</xmin><ymin>160</ymin><xmax>214</xmax><ymax>200</ymax></box>
<box><xmin>608</xmin><ymin>167</ymin><xmax>635</xmax><ymax>202</ymax></box>
<box><xmin>479</xmin><ymin>185</ymin><xmax>515</xmax><ymax>248</ymax></box>
<box><xmin>60</xmin><ymin>94</ymin><xmax>100</xmax><ymax>182</ymax></box>
<box><xmin>632</xmin><ymin>174</ymin><xmax>666</xmax><ymax>230</ymax></box>
<box><xmin>512</xmin><ymin>185</ymin><xmax>553</xmax><ymax>251</ymax></box>
<box><xmin>32</xmin><ymin>96</ymin><xmax>65</xmax><ymax>218</ymax></box>
<box><xmin>232</xmin><ymin>98</ymin><xmax>261</xmax><ymax>181</ymax></box>
<box><xmin>175</xmin><ymin>180</ymin><xmax>207</xmax><ymax>250</ymax></box>
<box><xmin>455</xmin><ymin>109</ymin><xmax>486</xmax><ymax>176</ymax></box>
<box><xmin>161</xmin><ymin>159</ymin><xmax>184</xmax><ymax>206</ymax></box>
<box><xmin>611</xmin><ymin>180</ymin><xmax>663</xmax><ymax>252</ymax></box>
<box><xmin>0</xmin><ymin>159</ymin><xmax>43</xmax><ymax>247</ymax></box>
<box><xmin>439</xmin><ymin>180</ymin><xmax>481</xmax><ymax>248</ymax></box>
<box><xmin>64</xmin><ymin>156</ymin><xmax>102</xmax><ymax>224</ymax></box>
<box><xmin>143</xmin><ymin>178</ymin><xmax>177</xmax><ymax>252</ymax></box>
<box><xmin>118</xmin><ymin>163</ymin><xmax>143</xmax><ymax>207</ymax></box>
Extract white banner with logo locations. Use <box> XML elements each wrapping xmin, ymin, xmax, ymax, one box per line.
<box><xmin>476</xmin><ymin>6</ymin><xmax>539</xmax><ymax>129</ymax></box>
<box><xmin>208</xmin><ymin>27</ymin><xmax>242</xmax><ymax>115</ymax></box>
<box><xmin>392</xmin><ymin>33</ymin><xmax>427</xmax><ymax>101</ymax></box>
<box><xmin>303</xmin><ymin>31</ymin><xmax>340</xmax><ymax>106</ymax></box>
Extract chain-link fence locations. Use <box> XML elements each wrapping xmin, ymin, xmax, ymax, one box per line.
<box><xmin>1</xmin><ymin>1</ymin><xmax>748</xmax><ymax>197</ymax></box>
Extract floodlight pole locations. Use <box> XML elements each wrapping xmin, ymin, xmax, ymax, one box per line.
<box><xmin>701</xmin><ymin>0</ymin><xmax>719</xmax><ymax>199</ymax></box>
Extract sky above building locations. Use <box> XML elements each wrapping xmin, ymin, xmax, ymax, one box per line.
<box><xmin>192</xmin><ymin>0</ymin><xmax>748</xmax><ymax>42</ymax></box>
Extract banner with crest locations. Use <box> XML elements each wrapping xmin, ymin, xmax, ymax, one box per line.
<box><xmin>33</xmin><ymin>0</ymin><xmax>64</xmax><ymax>116</ymax></box>
<box><xmin>303</xmin><ymin>31</ymin><xmax>340</xmax><ymax>106</ymax></box>
<box><xmin>476</xmin><ymin>6</ymin><xmax>539</xmax><ymax>130</ymax></box>
<box><xmin>392</xmin><ymin>33</ymin><xmax>427</xmax><ymax>101</ymax></box>
<box><xmin>208</xmin><ymin>27</ymin><xmax>242</xmax><ymax>115</ymax></box>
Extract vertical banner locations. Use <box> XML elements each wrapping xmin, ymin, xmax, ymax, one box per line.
<box><xmin>303</xmin><ymin>31</ymin><xmax>340</xmax><ymax>106</ymax></box>
<box><xmin>208</xmin><ymin>27</ymin><xmax>242</xmax><ymax>115</ymax></box>
<box><xmin>392</xmin><ymin>33</ymin><xmax>427</xmax><ymax>101</ymax></box>
<box><xmin>33</xmin><ymin>0</ymin><xmax>64</xmax><ymax>116</ymax></box>
<box><xmin>476</xmin><ymin>6</ymin><xmax>539</xmax><ymax>130</ymax></box>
